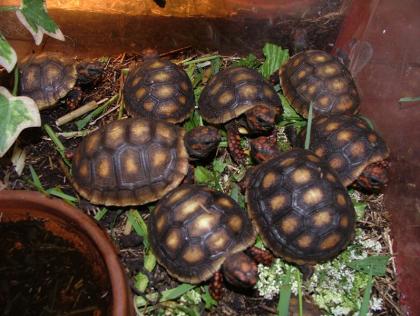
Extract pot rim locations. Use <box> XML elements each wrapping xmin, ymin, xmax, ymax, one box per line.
<box><xmin>0</xmin><ymin>190</ymin><xmax>134</xmax><ymax>316</ymax></box>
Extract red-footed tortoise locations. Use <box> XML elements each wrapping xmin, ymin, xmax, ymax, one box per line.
<box><xmin>280</xmin><ymin>50</ymin><xmax>360</xmax><ymax>118</ymax></box>
<box><xmin>123</xmin><ymin>49</ymin><xmax>194</xmax><ymax>124</ymax></box>
<box><xmin>246</xmin><ymin>148</ymin><xmax>356</xmax><ymax>276</ymax></box>
<box><xmin>299</xmin><ymin>115</ymin><xmax>390</xmax><ymax>192</ymax></box>
<box><xmin>71</xmin><ymin>118</ymin><xmax>220</xmax><ymax>206</ymax></box>
<box><xmin>19</xmin><ymin>52</ymin><xmax>103</xmax><ymax>110</ymax></box>
<box><xmin>198</xmin><ymin>67</ymin><xmax>282</xmax><ymax>164</ymax></box>
<box><xmin>148</xmin><ymin>184</ymin><xmax>273</xmax><ymax>299</ymax></box>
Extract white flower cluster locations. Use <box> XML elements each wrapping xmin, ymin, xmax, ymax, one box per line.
<box><xmin>255</xmin><ymin>228</ymin><xmax>385</xmax><ymax>315</ymax></box>
<box><xmin>256</xmin><ymin>259</ymin><xmax>299</xmax><ymax>299</ymax></box>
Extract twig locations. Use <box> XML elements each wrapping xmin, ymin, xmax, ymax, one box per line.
<box><xmin>56</xmin><ymin>101</ymin><xmax>98</xmax><ymax>126</ymax></box>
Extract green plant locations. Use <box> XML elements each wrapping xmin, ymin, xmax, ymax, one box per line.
<box><xmin>0</xmin><ymin>0</ymin><xmax>64</xmax><ymax>157</ymax></box>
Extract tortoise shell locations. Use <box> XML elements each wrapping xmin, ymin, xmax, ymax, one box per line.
<box><xmin>19</xmin><ymin>53</ymin><xmax>77</xmax><ymax>110</ymax></box>
<box><xmin>279</xmin><ymin>50</ymin><xmax>360</xmax><ymax>118</ymax></box>
<box><xmin>198</xmin><ymin>67</ymin><xmax>281</xmax><ymax>124</ymax></box>
<box><xmin>246</xmin><ymin>148</ymin><xmax>355</xmax><ymax>265</ymax></box>
<box><xmin>123</xmin><ymin>57</ymin><xmax>194</xmax><ymax>123</ymax></box>
<box><xmin>71</xmin><ymin>117</ymin><xmax>188</xmax><ymax>206</ymax></box>
<box><xmin>303</xmin><ymin>115</ymin><xmax>390</xmax><ymax>186</ymax></box>
<box><xmin>149</xmin><ymin>184</ymin><xmax>256</xmax><ymax>284</ymax></box>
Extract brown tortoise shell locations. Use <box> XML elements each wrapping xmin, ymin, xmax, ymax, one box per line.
<box><xmin>280</xmin><ymin>50</ymin><xmax>360</xmax><ymax>118</ymax></box>
<box><xmin>149</xmin><ymin>184</ymin><xmax>256</xmax><ymax>284</ymax></box>
<box><xmin>123</xmin><ymin>57</ymin><xmax>194</xmax><ymax>123</ymax></box>
<box><xmin>19</xmin><ymin>53</ymin><xmax>77</xmax><ymax>110</ymax></box>
<box><xmin>246</xmin><ymin>149</ymin><xmax>355</xmax><ymax>265</ymax></box>
<box><xmin>71</xmin><ymin>117</ymin><xmax>188</xmax><ymax>206</ymax></box>
<box><xmin>303</xmin><ymin>115</ymin><xmax>390</xmax><ymax>187</ymax></box>
<box><xmin>198</xmin><ymin>67</ymin><xmax>281</xmax><ymax>124</ymax></box>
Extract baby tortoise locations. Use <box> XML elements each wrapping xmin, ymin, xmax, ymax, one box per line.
<box><xmin>148</xmin><ymin>184</ymin><xmax>273</xmax><ymax>299</ymax></box>
<box><xmin>71</xmin><ymin>118</ymin><xmax>220</xmax><ymax>206</ymax></box>
<box><xmin>198</xmin><ymin>67</ymin><xmax>282</xmax><ymax>164</ymax></box>
<box><xmin>123</xmin><ymin>49</ymin><xmax>194</xmax><ymax>123</ymax></box>
<box><xmin>246</xmin><ymin>148</ymin><xmax>356</xmax><ymax>277</ymax></box>
<box><xmin>298</xmin><ymin>115</ymin><xmax>390</xmax><ymax>192</ymax></box>
<box><xmin>19</xmin><ymin>52</ymin><xmax>103</xmax><ymax>110</ymax></box>
<box><xmin>280</xmin><ymin>50</ymin><xmax>360</xmax><ymax>118</ymax></box>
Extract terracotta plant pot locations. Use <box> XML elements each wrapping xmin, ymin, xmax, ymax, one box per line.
<box><xmin>0</xmin><ymin>190</ymin><xmax>134</xmax><ymax>316</ymax></box>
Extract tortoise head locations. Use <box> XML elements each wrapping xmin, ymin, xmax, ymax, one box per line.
<box><xmin>250</xmin><ymin>136</ymin><xmax>280</xmax><ymax>163</ymax></box>
<box><xmin>356</xmin><ymin>160</ymin><xmax>389</xmax><ymax>192</ymax></box>
<box><xmin>222</xmin><ymin>252</ymin><xmax>257</xmax><ymax>288</ymax></box>
<box><xmin>245</xmin><ymin>104</ymin><xmax>279</xmax><ymax>133</ymax></box>
<box><xmin>184</xmin><ymin>126</ymin><xmax>221</xmax><ymax>160</ymax></box>
<box><xmin>142</xmin><ymin>48</ymin><xmax>159</xmax><ymax>60</ymax></box>
<box><xmin>76</xmin><ymin>61</ymin><xmax>104</xmax><ymax>85</ymax></box>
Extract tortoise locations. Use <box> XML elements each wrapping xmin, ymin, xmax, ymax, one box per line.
<box><xmin>148</xmin><ymin>184</ymin><xmax>273</xmax><ymax>299</ymax></box>
<box><xmin>198</xmin><ymin>66</ymin><xmax>282</xmax><ymax>164</ymax></box>
<box><xmin>71</xmin><ymin>118</ymin><xmax>220</xmax><ymax>206</ymax></box>
<box><xmin>246</xmin><ymin>148</ymin><xmax>356</xmax><ymax>276</ymax></box>
<box><xmin>298</xmin><ymin>115</ymin><xmax>390</xmax><ymax>192</ymax></box>
<box><xmin>279</xmin><ymin>50</ymin><xmax>360</xmax><ymax>118</ymax></box>
<box><xmin>19</xmin><ymin>52</ymin><xmax>103</xmax><ymax>110</ymax></box>
<box><xmin>123</xmin><ymin>49</ymin><xmax>194</xmax><ymax>123</ymax></box>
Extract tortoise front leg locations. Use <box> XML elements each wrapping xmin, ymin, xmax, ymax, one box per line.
<box><xmin>209</xmin><ymin>271</ymin><xmax>223</xmax><ymax>300</ymax></box>
<box><xmin>247</xmin><ymin>246</ymin><xmax>274</xmax><ymax>266</ymax></box>
<box><xmin>226</xmin><ymin>121</ymin><xmax>245</xmax><ymax>165</ymax></box>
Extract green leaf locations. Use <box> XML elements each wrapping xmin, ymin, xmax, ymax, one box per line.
<box><xmin>0</xmin><ymin>34</ymin><xmax>17</xmax><ymax>72</ymax></box>
<box><xmin>230</xmin><ymin>183</ymin><xmax>245</xmax><ymax>208</ymax></box>
<box><xmin>194</xmin><ymin>166</ymin><xmax>214</xmax><ymax>184</ymax></box>
<box><xmin>212</xmin><ymin>157</ymin><xmax>227</xmax><ymax>174</ymax></box>
<box><xmin>211</xmin><ymin>57</ymin><xmax>222</xmax><ymax>75</ymax></box>
<box><xmin>44</xmin><ymin>124</ymin><xmax>71</xmax><ymax>167</ymax></box>
<box><xmin>304</xmin><ymin>102</ymin><xmax>313</xmax><ymax>150</ymax></box>
<box><xmin>144</xmin><ymin>249</ymin><xmax>157</xmax><ymax>272</ymax></box>
<box><xmin>134</xmin><ymin>272</ymin><xmax>149</xmax><ymax>293</ymax></box>
<box><xmin>16</xmin><ymin>0</ymin><xmax>64</xmax><ymax>45</ymax></box>
<box><xmin>202</xmin><ymin>286</ymin><xmax>218</xmax><ymax>309</ymax></box>
<box><xmin>0</xmin><ymin>87</ymin><xmax>41</xmax><ymax>157</ymax></box>
<box><xmin>28</xmin><ymin>165</ymin><xmax>45</xmax><ymax>192</ymax></box>
<box><xmin>353</xmin><ymin>201</ymin><xmax>367</xmax><ymax>220</ymax></box>
<box><xmin>231</xmin><ymin>53</ymin><xmax>261</xmax><ymax>69</ymax></box>
<box><xmin>75</xmin><ymin>94</ymin><xmax>117</xmax><ymax>130</ymax></box>
<box><xmin>183</xmin><ymin>110</ymin><xmax>203</xmax><ymax>132</ymax></box>
<box><xmin>358</xmin><ymin>273</ymin><xmax>373</xmax><ymax>316</ymax></box>
<box><xmin>348</xmin><ymin>255</ymin><xmax>390</xmax><ymax>276</ymax></box>
<box><xmin>136</xmin><ymin>284</ymin><xmax>196</xmax><ymax>307</ymax></box>
<box><xmin>260</xmin><ymin>43</ymin><xmax>289</xmax><ymax>79</ymax></box>
<box><xmin>278</xmin><ymin>93</ymin><xmax>306</xmax><ymax>129</ymax></box>
<box><xmin>46</xmin><ymin>187</ymin><xmax>77</xmax><ymax>203</ymax></box>
<box><xmin>94</xmin><ymin>207</ymin><xmax>109</xmax><ymax>221</ymax></box>
<box><xmin>277</xmin><ymin>283</ymin><xmax>292</xmax><ymax>316</ymax></box>
<box><xmin>127</xmin><ymin>209</ymin><xmax>149</xmax><ymax>247</ymax></box>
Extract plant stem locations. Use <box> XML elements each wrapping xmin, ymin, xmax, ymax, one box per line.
<box><xmin>12</xmin><ymin>66</ymin><xmax>19</xmax><ymax>96</ymax></box>
<box><xmin>304</xmin><ymin>102</ymin><xmax>313</xmax><ymax>150</ymax></box>
<box><xmin>297</xmin><ymin>270</ymin><xmax>303</xmax><ymax>316</ymax></box>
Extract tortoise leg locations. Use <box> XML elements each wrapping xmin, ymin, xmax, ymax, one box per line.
<box><xmin>66</xmin><ymin>86</ymin><xmax>83</xmax><ymax>110</ymax></box>
<box><xmin>247</xmin><ymin>246</ymin><xmax>274</xmax><ymax>266</ymax></box>
<box><xmin>250</xmin><ymin>135</ymin><xmax>280</xmax><ymax>163</ymax></box>
<box><xmin>226</xmin><ymin>121</ymin><xmax>245</xmax><ymax>165</ymax></box>
<box><xmin>298</xmin><ymin>264</ymin><xmax>315</xmax><ymax>280</ymax></box>
<box><xmin>209</xmin><ymin>271</ymin><xmax>223</xmax><ymax>300</ymax></box>
<box><xmin>181</xmin><ymin>164</ymin><xmax>194</xmax><ymax>185</ymax></box>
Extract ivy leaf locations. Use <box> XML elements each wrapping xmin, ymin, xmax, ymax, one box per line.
<box><xmin>0</xmin><ymin>87</ymin><xmax>41</xmax><ymax>157</ymax></box>
<box><xmin>260</xmin><ymin>43</ymin><xmax>289</xmax><ymax>79</ymax></box>
<box><xmin>0</xmin><ymin>34</ymin><xmax>17</xmax><ymax>72</ymax></box>
<box><xmin>16</xmin><ymin>0</ymin><xmax>65</xmax><ymax>46</ymax></box>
